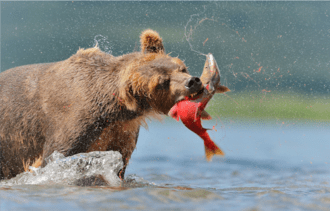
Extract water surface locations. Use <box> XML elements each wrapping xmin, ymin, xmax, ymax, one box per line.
<box><xmin>1</xmin><ymin>119</ymin><xmax>329</xmax><ymax>210</ymax></box>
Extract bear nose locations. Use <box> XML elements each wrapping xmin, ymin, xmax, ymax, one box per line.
<box><xmin>185</xmin><ymin>77</ymin><xmax>202</xmax><ymax>92</ymax></box>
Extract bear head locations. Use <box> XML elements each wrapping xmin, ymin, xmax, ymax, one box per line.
<box><xmin>119</xmin><ymin>29</ymin><xmax>205</xmax><ymax>114</ymax></box>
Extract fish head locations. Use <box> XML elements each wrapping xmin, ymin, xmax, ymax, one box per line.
<box><xmin>200</xmin><ymin>53</ymin><xmax>230</xmax><ymax>94</ymax></box>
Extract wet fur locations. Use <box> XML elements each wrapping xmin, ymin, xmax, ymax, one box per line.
<box><xmin>0</xmin><ymin>29</ymin><xmax>199</xmax><ymax>180</ymax></box>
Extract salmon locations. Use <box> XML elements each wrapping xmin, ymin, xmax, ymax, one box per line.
<box><xmin>169</xmin><ymin>53</ymin><xmax>230</xmax><ymax>161</ymax></box>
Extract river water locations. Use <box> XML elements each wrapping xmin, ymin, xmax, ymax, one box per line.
<box><xmin>1</xmin><ymin>118</ymin><xmax>329</xmax><ymax>210</ymax></box>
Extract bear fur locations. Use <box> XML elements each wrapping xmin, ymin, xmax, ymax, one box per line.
<box><xmin>0</xmin><ymin>29</ymin><xmax>204</xmax><ymax>180</ymax></box>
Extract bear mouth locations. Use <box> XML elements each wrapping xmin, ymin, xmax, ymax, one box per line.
<box><xmin>173</xmin><ymin>87</ymin><xmax>205</xmax><ymax>105</ymax></box>
<box><xmin>187</xmin><ymin>86</ymin><xmax>205</xmax><ymax>100</ymax></box>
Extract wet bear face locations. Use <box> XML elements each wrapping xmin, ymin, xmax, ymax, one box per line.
<box><xmin>119</xmin><ymin>30</ymin><xmax>204</xmax><ymax>114</ymax></box>
<box><xmin>140</xmin><ymin>55</ymin><xmax>204</xmax><ymax>114</ymax></box>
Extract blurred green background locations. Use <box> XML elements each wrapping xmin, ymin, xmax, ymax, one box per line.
<box><xmin>1</xmin><ymin>1</ymin><xmax>330</xmax><ymax>121</ymax></box>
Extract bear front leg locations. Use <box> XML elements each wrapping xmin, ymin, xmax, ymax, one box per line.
<box><xmin>118</xmin><ymin>126</ymin><xmax>140</xmax><ymax>180</ymax></box>
<box><xmin>105</xmin><ymin>124</ymin><xmax>140</xmax><ymax>180</ymax></box>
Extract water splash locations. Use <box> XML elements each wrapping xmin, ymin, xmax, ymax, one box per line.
<box><xmin>93</xmin><ymin>34</ymin><xmax>113</xmax><ymax>54</ymax></box>
<box><xmin>0</xmin><ymin>151</ymin><xmax>123</xmax><ymax>187</ymax></box>
<box><xmin>184</xmin><ymin>6</ymin><xmax>210</xmax><ymax>57</ymax></box>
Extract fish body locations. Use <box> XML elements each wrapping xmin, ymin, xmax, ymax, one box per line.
<box><xmin>169</xmin><ymin>53</ymin><xmax>230</xmax><ymax>161</ymax></box>
<box><xmin>169</xmin><ymin>96</ymin><xmax>224</xmax><ymax>161</ymax></box>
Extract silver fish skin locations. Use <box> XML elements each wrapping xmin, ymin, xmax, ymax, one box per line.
<box><xmin>200</xmin><ymin>53</ymin><xmax>221</xmax><ymax>93</ymax></box>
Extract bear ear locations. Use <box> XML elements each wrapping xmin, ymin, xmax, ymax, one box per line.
<box><xmin>140</xmin><ymin>29</ymin><xmax>164</xmax><ymax>54</ymax></box>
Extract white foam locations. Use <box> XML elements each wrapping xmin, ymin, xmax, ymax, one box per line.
<box><xmin>1</xmin><ymin>151</ymin><xmax>123</xmax><ymax>186</ymax></box>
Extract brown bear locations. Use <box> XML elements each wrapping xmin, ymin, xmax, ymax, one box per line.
<box><xmin>0</xmin><ymin>29</ymin><xmax>205</xmax><ymax>180</ymax></box>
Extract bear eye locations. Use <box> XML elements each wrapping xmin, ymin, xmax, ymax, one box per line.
<box><xmin>181</xmin><ymin>68</ymin><xmax>188</xmax><ymax>73</ymax></box>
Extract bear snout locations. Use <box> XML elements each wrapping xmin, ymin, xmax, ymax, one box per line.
<box><xmin>185</xmin><ymin>77</ymin><xmax>203</xmax><ymax>94</ymax></box>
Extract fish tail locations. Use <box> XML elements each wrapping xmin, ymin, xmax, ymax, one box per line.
<box><xmin>201</xmin><ymin>131</ymin><xmax>225</xmax><ymax>161</ymax></box>
<box><xmin>204</xmin><ymin>144</ymin><xmax>225</xmax><ymax>161</ymax></box>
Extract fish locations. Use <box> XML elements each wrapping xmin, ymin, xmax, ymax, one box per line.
<box><xmin>169</xmin><ymin>53</ymin><xmax>230</xmax><ymax>161</ymax></box>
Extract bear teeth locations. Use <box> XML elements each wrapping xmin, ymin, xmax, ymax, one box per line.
<box><xmin>190</xmin><ymin>93</ymin><xmax>198</xmax><ymax>98</ymax></box>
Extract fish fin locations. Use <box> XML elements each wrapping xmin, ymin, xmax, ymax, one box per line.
<box><xmin>201</xmin><ymin>111</ymin><xmax>212</xmax><ymax>120</ymax></box>
<box><xmin>214</xmin><ymin>145</ymin><xmax>225</xmax><ymax>156</ymax></box>
<box><xmin>215</xmin><ymin>85</ymin><xmax>230</xmax><ymax>93</ymax></box>
<box><xmin>168</xmin><ymin>105</ymin><xmax>180</xmax><ymax>121</ymax></box>
<box><xmin>205</xmin><ymin>147</ymin><xmax>214</xmax><ymax>162</ymax></box>
<box><xmin>204</xmin><ymin>144</ymin><xmax>225</xmax><ymax>161</ymax></box>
